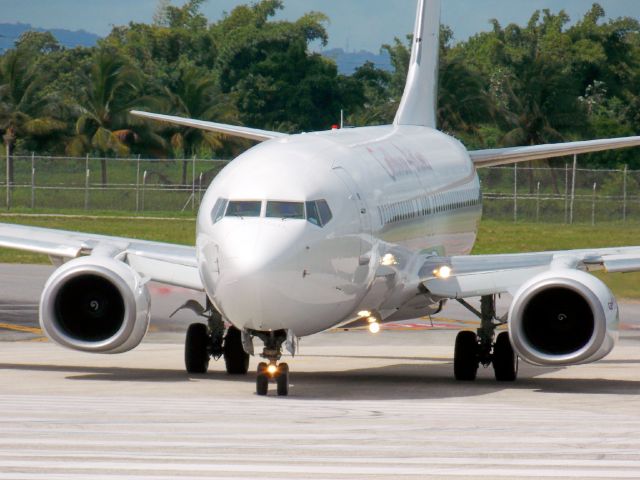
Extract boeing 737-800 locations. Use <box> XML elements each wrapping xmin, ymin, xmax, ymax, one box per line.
<box><xmin>3</xmin><ymin>0</ymin><xmax>640</xmax><ymax>395</ymax></box>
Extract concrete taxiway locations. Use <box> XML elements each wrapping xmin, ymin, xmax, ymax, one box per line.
<box><xmin>2</xmin><ymin>264</ymin><xmax>640</xmax><ymax>479</ymax></box>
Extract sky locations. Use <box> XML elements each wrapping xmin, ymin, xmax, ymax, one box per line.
<box><xmin>1</xmin><ymin>0</ymin><xmax>640</xmax><ymax>52</ymax></box>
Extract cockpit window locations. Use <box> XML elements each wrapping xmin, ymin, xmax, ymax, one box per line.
<box><xmin>211</xmin><ymin>198</ymin><xmax>228</xmax><ymax>224</ymax></box>
<box><xmin>266</xmin><ymin>201</ymin><xmax>305</xmax><ymax>219</ymax></box>
<box><xmin>225</xmin><ymin>200</ymin><xmax>262</xmax><ymax>218</ymax></box>
<box><xmin>306</xmin><ymin>200</ymin><xmax>333</xmax><ymax>227</ymax></box>
<box><xmin>306</xmin><ymin>201</ymin><xmax>321</xmax><ymax>226</ymax></box>
<box><xmin>317</xmin><ymin>200</ymin><xmax>333</xmax><ymax>225</ymax></box>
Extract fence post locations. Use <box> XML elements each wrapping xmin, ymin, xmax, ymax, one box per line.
<box><xmin>623</xmin><ymin>165</ymin><xmax>628</xmax><ymax>224</ymax></box>
<box><xmin>592</xmin><ymin>182</ymin><xmax>597</xmax><ymax>226</ymax></box>
<box><xmin>192</xmin><ymin>155</ymin><xmax>196</xmax><ymax>211</ymax></box>
<box><xmin>198</xmin><ymin>172</ymin><xmax>203</xmax><ymax>206</ymax></box>
<box><xmin>142</xmin><ymin>170</ymin><xmax>147</xmax><ymax>212</ymax></box>
<box><xmin>564</xmin><ymin>163</ymin><xmax>569</xmax><ymax>224</ymax></box>
<box><xmin>31</xmin><ymin>153</ymin><xmax>35</xmax><ymax>209</ymax></box>
<box><xmin>136</xmin><ymin>154</ymin><xmax>141</xmax><ymax>213</ymax></box>
<box><xmin>84</xmin><ymin>168</ymin><xmax>90</xmax><ymax>211</ymax></box>
<box><xmin>570</xmin><ymin>154</ymin><xmax>577</xmax><ymax>224</ymax></box>
<box><xmin>536</xmin><ymin>181</ymin><xmax>541</xmax><ymax>223</ymax></box>
<box><xmin>5</xmin><ymin>142</ymin><xmax>10</xmax><ymax>210</ymax></box>
<box><xmin>513</xmin><ymin>164</ymin><xmax>518</xmax><ymax>223</ymax></box>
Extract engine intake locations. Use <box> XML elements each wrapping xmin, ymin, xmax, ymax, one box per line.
<box><xmin>40</xmin><ymin>256</ymin><xmax>151</xmax><ymax>354</ymax></box>
<box><xmin>508</xmin><ymin>269</ymin><xmax>618</xmax><ymax>366</ymax></box>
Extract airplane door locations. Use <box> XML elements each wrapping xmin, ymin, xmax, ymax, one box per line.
<box><xmin>332</xmin><ymin>166</ymin><xmax>373</xmax><ymax>255</ymax></box>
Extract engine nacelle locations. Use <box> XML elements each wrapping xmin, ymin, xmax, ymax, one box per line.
<box><xmin>508</xmin><ymin>269</ymin><xmax>618</xmax><ymax>366</ymax></box>
<box><xmin>39</xmin><ymin>256</ymin><xmax>151</xmax><ymax>354</ymax></box>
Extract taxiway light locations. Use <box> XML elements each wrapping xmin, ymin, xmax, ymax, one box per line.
<box><xmin>358</xmin><ymin>310</ymin><xmax>372</xmax><ymax>318</ymax></box>
<box><xmin>434</xmin><ymin>265</ymin><xmax>452</xmax><ymax>279</ymax></box>
<box><xmin>369</xmin><ymin>322</ymin><xmax>381</xmax><ymax>334</ymax></box>
<box><xmin>381</xmin><ymin>254</ymin><xmax>398</xmax><ymax>266</ymax></box>
<box><xmin>267</xmin><ymin>364</ymin><xmax>278</xmax><ymax>375</ymax></box>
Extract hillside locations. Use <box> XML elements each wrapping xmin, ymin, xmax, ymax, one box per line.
<box><xmin>0</xmin><ymin>23</ymin><xmax>99</xmax><ymax>52</ymax></box>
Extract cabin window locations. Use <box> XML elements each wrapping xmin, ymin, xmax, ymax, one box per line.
<box><xmin>267</xmin><ymin>201</ymin><xmax>305</xmax><ymax>219</ymax></box>
<box><xmin>225</xmin><ymin>200</ymin><xmax>262</xmax><ymax>218</ymax></box>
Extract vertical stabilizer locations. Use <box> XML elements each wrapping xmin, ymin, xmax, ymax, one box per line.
<box><xmin>393</xmin><ymin>0</ymin><xmax>441</xmax><ymax>128</ymax></box>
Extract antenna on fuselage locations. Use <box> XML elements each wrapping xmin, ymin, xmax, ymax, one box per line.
<box><xmin>393</xmin><ymin>0</ymin><xmax>441</xmax><ymax>129</ymax></box>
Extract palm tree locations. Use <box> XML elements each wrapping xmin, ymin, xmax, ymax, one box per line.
<box><xmin>160</xmin><ymin>67</ymin><xmax>242</xmax><ymax>185</ymax></box>
<box><xmin>67</xmin><ymin>49</ymin><xmax>147</xmax><ymax>185</ymax></box>
<box><xmin>0</xmin><ymin>48</ymin><xmax>65</xmax><ymax>187</ymax></box>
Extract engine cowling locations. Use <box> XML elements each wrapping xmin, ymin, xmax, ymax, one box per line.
<box><xmin>508</xmin><ymin>269</ymin><xmax>619</xmax><ymax>366</ymax></box>
<box><xmin>39</xmin><ymin>256</ymin><xmax>151</xmax><ymax>354</ymax></box>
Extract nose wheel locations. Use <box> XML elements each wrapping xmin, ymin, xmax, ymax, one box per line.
<box><xmin>253</xmin><ymin>330</ymin><xmax>291</xmax><ymax>396</ymax></box>
<box><xmin>256</xmin><ymin>362</ymin><xmax>290</xmax><ymax>396</ymax></box>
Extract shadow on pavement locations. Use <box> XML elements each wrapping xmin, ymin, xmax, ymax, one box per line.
<box><xmin>2</xmin><ymin>359</ymin><xmax>639</xmax><ymax>400</ymax></box>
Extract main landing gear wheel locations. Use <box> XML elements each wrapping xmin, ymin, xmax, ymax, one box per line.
<box><xmin>223</xmin><ymin>326</ymin><xmax>250</xmax><ymax>375</ymax></box>
<box><xmin>454</xmin><ymin>331</ymin><xmax>479</xmax><ymax>381</ymax></box>
<box><xmin>493</xmin><ymin>331</ymin><xmax>518</xmax><ymax>382</ymax></box>
<box><xmin>185</xmin><ymin>323</ymin><xmax>210</xmax><ymax>374</ymax></box>
<box><xmin>256</xmin><ymin>362</ymin><xmax>290</xmax><ymax>396</ymax></box>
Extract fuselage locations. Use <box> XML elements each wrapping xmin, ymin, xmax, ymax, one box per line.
<box><xmin>196</xmin><ymin>125</ymin><xmax>482</xmax><ymax>336</ymax></box>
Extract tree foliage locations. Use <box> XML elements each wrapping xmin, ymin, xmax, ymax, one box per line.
<box><xmin>0</xmin><ymin>0</ymin><xmax>639</xmax><ymax>171</ymax></box>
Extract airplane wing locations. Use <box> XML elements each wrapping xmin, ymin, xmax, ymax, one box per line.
<box><xmin>130</xmin><ymin>110</ymin><xmax>287</xmax><ymax>143</ymax></box>
<box><xmin>0</xmin><ymin>223</ymin><xmax>203</xmax><ymax>291</ymax></box>
<box><xmin>469</xmin><ymin>136</ymin><xmax>640</xmax><ymax>168</ymax></box>
<box><xmin>420</xmin><ymin>246</ymin><xmax>640</xmax><ymax>299</ymax></box>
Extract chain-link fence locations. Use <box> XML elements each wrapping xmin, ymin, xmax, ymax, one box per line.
<box><xmin>479</xmin><ymin>160</ymin><xmax>637</xmax><ymax>224</ymax></box>
<box><xmin>0</xmin><ymin>155</ymin><xmax>230</xmax><ymax>213</ymax></box>
<box><xmin>0</xmin><ymin>154</ymin><xmax>638</xmax><ymax>223</ymax></box>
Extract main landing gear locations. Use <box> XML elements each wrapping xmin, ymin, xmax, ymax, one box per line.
<box><xmin>184</xmin><ymin>300</ymin><xmax>249</xmax><ymax>376</ymax></box>
<box><xmin>253</xmin><ymin>330</ymin><xmax>290</xmax><ymax>396</ymax></box>
<box><xmin>454</xmin><ymin>295</ymin><xmax>518</xmax><ymax>382</ymax></box>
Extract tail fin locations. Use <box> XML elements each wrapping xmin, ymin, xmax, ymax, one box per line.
<box><xmin>393</xmin><ymin>0</ymin><xmax>441</xmax><ymax>128</ymax></box>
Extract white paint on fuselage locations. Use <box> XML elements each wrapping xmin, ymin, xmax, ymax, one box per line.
<box><xmin>196</xmin><ymin>125</ymin><xmax>482</xmax><ymax>336</ymax></box>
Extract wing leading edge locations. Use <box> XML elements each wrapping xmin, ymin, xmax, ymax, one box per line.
<box><xmin>0</xmin><ymin>223</ymin><xmax>203</xmax><ymax>291</ymax></box>
<box><xmin>420</xmin><ymin>247</ymin><xmax>640</xmax><ymax>299</ymax></box>
<box><xmin>469</xmin><ymin>136</ymin><xmax>640</xmax><ymax>168</ymax></box>
<box><xmin>130</xmin><ymin>110</ymin><xmax>287</xmax><ymax>143</ymax></box>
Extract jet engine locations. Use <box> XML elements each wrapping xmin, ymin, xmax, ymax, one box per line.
<box><xmin>508</xmin><ymin>269</ymin><xmax>618</xmax><ymax>366</ymax></box>
<box><xmin>39</xmin><ymin>256</ymin><xmax>151</xmax><ymax>354</ymax></box>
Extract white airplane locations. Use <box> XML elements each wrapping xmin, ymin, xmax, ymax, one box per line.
<box><xmin>3</xmin><ymin>0</ymin><xmax>640</xmax><ymax>396</ymax></box>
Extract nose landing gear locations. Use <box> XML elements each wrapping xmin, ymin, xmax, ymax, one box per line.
<box><xmin>256</xmin><ymin>361</ymin><xmax>290</xmax><ymax>396</ymax></box>
<box><xmin>253</xmin><ymin>330</ymin><xmax>290</xmax><ymax>396</ymax></box>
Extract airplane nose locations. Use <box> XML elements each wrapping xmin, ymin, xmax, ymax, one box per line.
<box><xmin>210</xmin><ymin>220</ymin><xmax>359</xmax><ymax>336</ymax></box>
<box><xmin>213</xmin><ymin>221</ymin><xmax>306</xmax><ymax>331</ymax></box>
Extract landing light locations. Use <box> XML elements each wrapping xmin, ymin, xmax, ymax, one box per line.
<box><xmin>358</xmin><ymin>310</ymin><xmax>372</xmax><ymax>318</ymax></box>
<box><xmin>267</xmin><ymin>364</ymin><xmax>278</xmax><ymax>375</ymax></box>
<box><xmin>381</xmin><ymin>254</ymin><xmax>398</xmax><ymax>266</ymax></box>
<box><xmin>433</xmin><ymin>265</ymin><xmax>452</xmax><ymax>279</ymax></box>
<box><xmin>369</xmin><ymin>322</ymin><xmax>381</xmax><ymax>334</ymax></box>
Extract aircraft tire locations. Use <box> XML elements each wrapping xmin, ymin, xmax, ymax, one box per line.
<box><xmin>276</xmin><ymin>363</ymin><xmax>290</xmax><ymax>396</ymax></box>
<box><xmin>223</xmin><ymin>326</ymin><xmax>250</xmax><ymax>375</ymax></box>
<box><xmin>493</xmin><ymin>331</ymin><xmax>518</xmax><ymax>382</ymax></box>
<box><xmin>185</xmin><ymin>323</ymin><xmax>210</xmax><ymax>374</ymax></box>
<box><xmin>454</xmin><ymin>331</ymin><xmax>479</xmax><ymax>381</ymax></box>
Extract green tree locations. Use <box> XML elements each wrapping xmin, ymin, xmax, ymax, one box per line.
<box><xmin>0</xmin><ymin>40</ymin><xmax>66</xmax><ymax>184</ymax></box>
<box><xmin>161</xmin><ymin>66</ymin><xmax>242</xmax><ymax>183</ymax></box>
<box><xmin>67</xmin><ymin>49</ymin><xmax>147</xmax><ymax>184</ymax></box>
